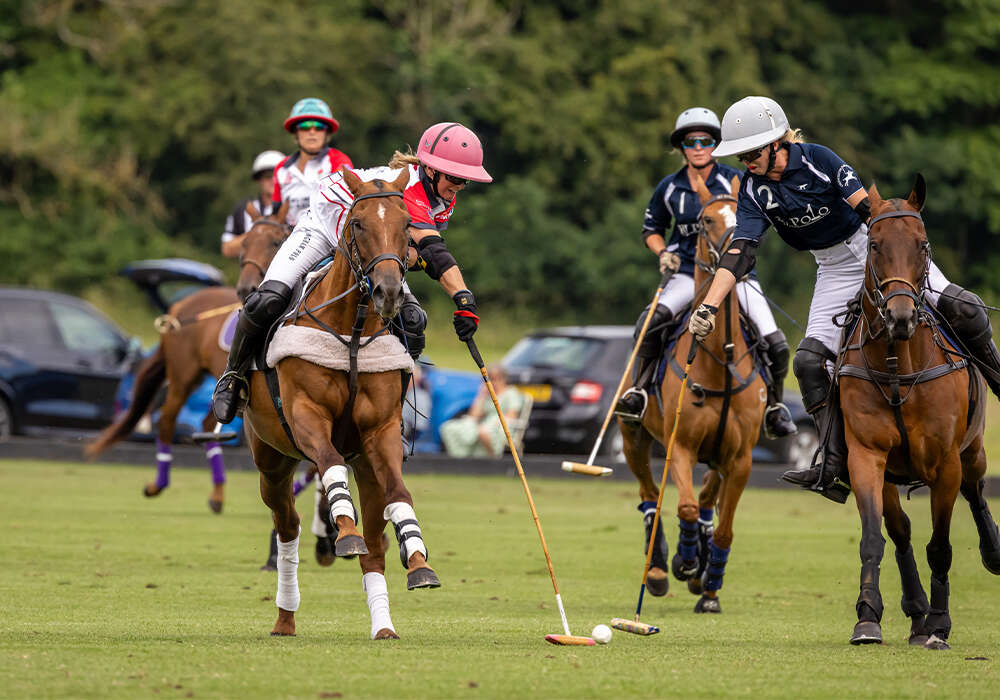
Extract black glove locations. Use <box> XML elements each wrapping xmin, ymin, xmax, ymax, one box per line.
<box><xmin>452</xmin><ymin>289</ymin><xmax>479</xmax><ymax>341</ymax></box>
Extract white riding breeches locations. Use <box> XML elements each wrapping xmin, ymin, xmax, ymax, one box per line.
<box><xmin>656</xmin><ymin>273</ymin><xmax>779</xmax><ymax>337</ymax></box>
<box><xmin>264</xmin><ymin>209</ymin><xmax>339</xmax><ymax>289</ymax></box>
<box><xmin>806</xmin><ymin>226</ymin><xmax>950</xmax><ymax>355</ymax></box>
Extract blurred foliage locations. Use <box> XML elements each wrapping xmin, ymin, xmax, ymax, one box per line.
<box><xmin>1</xmin><ymin>0</ymin><xmax>997</xmax><ymax>326</ymax></box>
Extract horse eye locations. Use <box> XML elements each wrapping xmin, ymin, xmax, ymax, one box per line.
<box><xmin>869</xmin><ymin>241</ymin><xmax>878</xmax><ymax>252</ymax></box>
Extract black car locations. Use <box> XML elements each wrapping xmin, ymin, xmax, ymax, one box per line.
<box><xmin>0</xmin><ymin>287</ymin><xmax>142</xmax><ymax>440</ymax></box>
<box><xmin>501</xmin><ymin>326</ymin><xmax>818</xmax><ymax>466</ymax></box>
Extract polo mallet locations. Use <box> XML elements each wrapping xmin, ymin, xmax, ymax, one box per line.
<box><xmin>561</xmin><ymin>268</ymin><xmax>674</xmax><ymax>478</ymax></box>
<box><xmin>466</xmin><ymin>339</ymin><xmax>594</xmax><ymax>646</ymax></box>
<box><xmin>612</xmin><ymin>337</ymin><xmax>698</xmax><ymax>636</ymax></box>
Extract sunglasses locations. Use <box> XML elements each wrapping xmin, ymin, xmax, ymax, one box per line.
<box><xmin>442</xmin><ymin>172</ymin><xmax>468</xmax><ymax>186</ymax></box>
<box><xmin>737</xmin><ymin>147</ymin><xmax>765</xmax><ymax>163</ymax></box>
<box><xmin>296</xmin><ymin>120</ymin><xmax>328</xmax><ymax>132</ymax></box>
<box><xmin>682</xmin><ymin>137</ymin><xmax>716</xmax><ymax>149</ymax></box>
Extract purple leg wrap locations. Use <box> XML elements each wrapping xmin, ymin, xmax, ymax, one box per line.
<box><xmin>292</xmin><ymin>472</ymin><xmax>314</xmax><ymax>498</ymax></box>
<box><xmin>699</xmin><ymin>507</ymin><xmax>714</xmax><ymax>525</ymax></box>
<box><xmin>154</xmin><ymin>438</ymin><xmax>172</xmax><ymax>489</ymax></box>
<box><xmin>204</xmin><ymin>441</ymin><xmax>226</xmax><ymax>485</ymax></box>
<box><xmin>678</xmin><ymin>517</ymin><xmax>699</xmax><ymax>561</ymax></box>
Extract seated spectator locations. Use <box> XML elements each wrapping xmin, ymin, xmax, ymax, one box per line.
<box><xmin>440</xmin><ymin>365</ymin><xmax>525</xmax><ymax>457</ymax></box>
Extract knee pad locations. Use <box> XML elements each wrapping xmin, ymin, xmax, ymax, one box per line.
<box><xmin>243</xmin><ymin>280</ymin><xmax>293</xmax><ymax>328</ymax></box>
<box><xmin>937</xmin><ymin>284</ymin><xmax>992</xmax><ymax>343</ymax></box>
<box><xmin>793</xmin><ymin>337</ymin><xmax>835</xmax><ymax>412</ymax></box>
<box><xmin>635</xmin><ymin>306</ymin><xmax>672</xmax><ymax>358</ymax></box>
<box><xmin>394</xmin><ymin>294</ymin><xmax>427</xmax><ymax>360</ymax></box>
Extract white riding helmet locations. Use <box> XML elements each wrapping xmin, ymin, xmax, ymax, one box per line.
<box><xmin>712</xmin><ymin>96</ymin><xmax>790</xmax><ymax>158</ymax></box>
<box><xmin>251</xmin><ymin>150</ymin><xmax>285</xmax><ymax>178</ymax></box>
<box><xmin>669</xmin><ymin>107</ymin><xmax>722</xmax><ymax>148</ymax></box>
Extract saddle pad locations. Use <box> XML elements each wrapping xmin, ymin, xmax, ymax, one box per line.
<box><xmin>217</xmin><ymin>309</ymin><xmax>241</xmax><ymax>353</ymax></box>
<box><xmin>266</xmin><ymin>325</ymin><xmax>414</xmax><ymax>373</ymax></box>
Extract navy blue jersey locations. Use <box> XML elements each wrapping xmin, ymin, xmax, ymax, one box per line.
<box><xmin>732</xmin><ymin>143</ymin><xmax>865</xmax><ymax>251</ymax></box>
<box><xmin>642</xmin><ymin>162</ymin><xmax>742</xmax><ymax>275</ymax></box>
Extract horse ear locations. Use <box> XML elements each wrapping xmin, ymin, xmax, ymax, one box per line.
<box><xmin>908</xmin><ymin>173</ymin><xmax>926</xmax><ymax>212</ymax></box>
<box><xmin>391</xmin><ymin>167</ymin><xmax>410</xmax><ymax>192</ymax></box>
<box><xmin>341</xmin><ymin>166</ymin><xmax>363</xmax><ymax>195</ymax></box>
<box><xmin>868</xmin><ymin>182</ymin><xmax>883</xmax><ymax>210</ymax></box>
<box><xmin>275</xmin><ymin>199</ymin><xmax>289</xmax><ymax>224</ymax></box>
<box><xmin>730</xmin><ymin>175</ymin><xmax>741</xmax><ymax>197</ymax></box>
<box><xmin>693</xmin><ymin>174</ymin><xmax>712</xmax><ymax>205</ymax></box>
<box><xmin>245</xmin><ymin>201</ymin><xmax>262</xmax><ymax>221</ymax></box>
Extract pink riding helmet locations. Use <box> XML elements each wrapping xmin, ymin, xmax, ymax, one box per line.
<box><xmin>417</xmin><ymin>123</ymin><xmax>493</xmax><ymax>183</ymax></box>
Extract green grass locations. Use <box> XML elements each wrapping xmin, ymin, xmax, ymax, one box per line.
<box><xmin>1</xmin><ymin>460</ymin><xmax>998</xmax><ymax>699</ymax></box>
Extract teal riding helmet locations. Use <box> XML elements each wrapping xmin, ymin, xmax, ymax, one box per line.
<box><xmin>283</xmin><ymin>97</ymin><xmax>340</xmax><ymax>134</ymax></box>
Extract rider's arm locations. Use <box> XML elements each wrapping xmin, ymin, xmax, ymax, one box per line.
<box><xmin>408</xmin><ymin>226</ymin><xmax>468</xmax><ymax>296</ymax></box>
<box><xmin>641</xmin><ymin>177</ymin><xmax>673</xmax><ymax>256</ymax></box>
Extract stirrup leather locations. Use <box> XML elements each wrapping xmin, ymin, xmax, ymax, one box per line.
<box><xmin>614</xmin><ymin>387</ymin><xmax>648</xmax><ymax>424</ymax></box>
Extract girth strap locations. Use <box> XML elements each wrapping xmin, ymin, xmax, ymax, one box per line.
<box><xmin>838</xmin><ymin>358</ymin><xmax>968</xmax><ymax>386</ymax></box>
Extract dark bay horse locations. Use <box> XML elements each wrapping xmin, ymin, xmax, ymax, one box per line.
<box><xmin>839</xmin><ymin>175</ymin><xmax>1000</xmax><ymax>648</ymax></box>
<box><xmin>85</xmin><ymin>203</ymin><xmax>289</xmax><ymax>512</ymax></box>
<box><xmin>621</xmin><ymin>175</ymin><xmax>766</xmax><ymax>613</ymax></box>
<box><xmin>244</xmin><ymin>167</ymin><xmax>438</xmax><ymax>639</ymax></box>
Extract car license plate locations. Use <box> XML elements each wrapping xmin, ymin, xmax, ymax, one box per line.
<box><xmin>517</xmin><ymin>384</ymin><xmax>551</xmax><ymax>402</ymax></box>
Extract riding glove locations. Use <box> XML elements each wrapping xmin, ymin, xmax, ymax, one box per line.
<box><xmin>452</xmin><ymin>289</ymin><xmax>479</xmax><ymax>341</ymax></box>
<box><xmin>688</xmin><ymin>303</ymin><xmax>717</xmax><ymax>341</ymax></box>
<box><xmin>658</xmin><ymin>250</ymin><xmax>681</xmax><ymax>275</ymax></box>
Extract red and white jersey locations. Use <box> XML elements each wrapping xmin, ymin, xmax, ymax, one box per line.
<box><xmin>293</xmin><ymin>164</ymin><xmax>458</xmax><ymax>249</ymax></box>
<box><xmin>272</xmin><ymin>147</ymin><xmax>353</xmax><ymax>227</ymax></box>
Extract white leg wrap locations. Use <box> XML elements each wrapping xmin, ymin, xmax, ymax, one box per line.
<box><xmin>275</xmin><ymin>528</ymin><xmax>300</xmax><ymax>612</ymax></box>
<box><xmin>362</xmin><ymin>572</ymin><xmax>395</xmax><ymax>639</ymax></box>
<box><xmin>310</xmin><ymin>485</ymin><xmax>327</xmax><ymax>538</ymax></box>
<box><xmin>321</xmin><ymin>465</ymin><xmax>356</xmax><ymax>521</ymax></box>
<box><xmin>383</xmin><ymin>501</ymin><xmax>427</xmax><ymax>563</ymax></box>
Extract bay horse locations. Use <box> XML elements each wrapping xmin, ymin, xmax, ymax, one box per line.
<box><xmin>85</xmin><ymin>203</ymin><xmax>289</xmax><ymax>512</ymax></box>
<box><xmin>244</xmin><ymin>167</ymin><xmax>438</xmax><ymax>639</ymax></box>
<box><xmin>838</xmin><ymin>174</ymin><xmax>1000</xmax><ymax>648</ymax></box>
<box><xmin>620</xmin><ymin>175</ymin><xmax>766</xmax><ymax>613</ymax></box>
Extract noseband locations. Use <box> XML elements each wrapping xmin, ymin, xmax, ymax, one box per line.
<box><xmin>239</xmin><ymin>218</ymin><xmax>290</xmax><ymax>278</ymax></box>
<box><xmin>337</xmin><ymin>190</ymin><xmax>407</xmax><ymax>298</ymax></box>
<box><xmin>865</xmin><ymin>210</ymin><xmax>929</xmax><ymax>326</ymax></box>
<box><xmin>695</xmin><ymin>194</ymin><xmax>738</xmax><ymax>274</ymax></box>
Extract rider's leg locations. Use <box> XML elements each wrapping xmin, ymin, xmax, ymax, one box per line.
<box><xmin>736</xmin><ymin>279</ymin><xmax>796</xmax><ymax>438</ymax></box>
<box><xmin>392</xmin><ymin>285</ymin><xmax>427</xmax><ymax>362</ymax></box>
<box><xmin>615</xmin><ymin>274</ymin><xmax>693</xmax><ymax>423</ymax></box>
<box><xmin>930</xmin><ymin>281</ymin><xmax>1000</xmax><ymax>399</ymax></box>
<box><xmin>782</xmin><ymin>337</ymin><xmax>851</xmax><ymax>503</ymax></box>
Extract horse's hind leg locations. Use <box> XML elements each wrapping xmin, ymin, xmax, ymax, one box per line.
<box><xmin>693</xmin><ymin>454</ymin><xmax>749</xmax><ymax>613</ymax></box>
<box><xmin>144</xmin><ymin>362</ymin><xmax>202</xmax><ymax>498</ymax></box>
<box><xmin>354</xmin><ymin>456</ymin><xmax>399</xmax><ymax>640</ymax></box>
<box><xmin>882</xmin><ymin>481</ymin><xmax>929</xmax><ymax>645</ymax></box>
<box><xmin>621</xmin><ymin>421</ymin><xmax>669</xmax><ymax>596</ymax></box>
<box><xmin>199</xmin><ymin>410</ymin><xmax>226</xmax><ymax>514</ymax></box>
<box><xmin>924</xmin><ymin>460</ymin><xmax>961</xmax><ymax>650</ymax></box>
<box><xmin>959</xmin><ymin>443</ymin><xmax>1000</xmax><ymax>574</ymax></box>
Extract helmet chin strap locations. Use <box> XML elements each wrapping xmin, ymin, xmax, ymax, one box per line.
<box><xmin>762</xmin><ymin>143</ymin><xmax>779</xmax><ymax>176</ymax></box>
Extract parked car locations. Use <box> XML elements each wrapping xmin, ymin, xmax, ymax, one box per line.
<box><xmin>114</xmin><ymin>259</ymin><xmax>243</xmax><ymax>444</ymax></box>
<box><xmin>500</xmin><ymin>325</ymin><xmax>818</xmax><ymax>467</ymax></box>
<box><xmin>0</xmin><ymin>287</ymin><xmax>143</xmax><ymax>440</ymax></box>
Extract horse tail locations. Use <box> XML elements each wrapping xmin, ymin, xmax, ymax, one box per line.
<box><xmin>84</xmin><ymin>346</ymin><xmax>167</xmax><ymax>459</ymax></box>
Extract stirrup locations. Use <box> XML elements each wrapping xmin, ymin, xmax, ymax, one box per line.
<box><xmin>762</xmin><ymin>402</ymin><xmax>797</xmax><ymax>440</ymax></box>
<box><xmin>799</xmin><ymin>449</ymin><xmax>851</xmax><ymax>504</ymax></box>
<box><xmin>614</xmin><ymin>387</ymin><xmax>648</xmax><ymax>425</ymax></box>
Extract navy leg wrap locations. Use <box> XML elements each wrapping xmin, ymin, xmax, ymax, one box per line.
<box><xmin>639</xmin><ymin>502</ymin><xmax>668</xmax><ymax>570</ymax></box>
<box><xmin>925</xmin><ymin>542</ymin><xmax>952</xmax><ymax>639</ymax></box>
<box><xmin>703</xmin><ymin>539</ymin><xmax>730</xmax><ymax>592</ymax></box>
<box><xmin>677</xmin><ymin>517</ymin><xmax>699</xmax><ymax>561</ymax></box>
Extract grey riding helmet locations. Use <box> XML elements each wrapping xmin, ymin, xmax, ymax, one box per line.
<box><xmin>669</xmin><ymin>107</ymin><xmax>722</xmax><ymax>148</ymax></box>
<box><xmin>712</xmin><ymin>96</ymin><xmax>790</xmax><ymax>158</ymax></box>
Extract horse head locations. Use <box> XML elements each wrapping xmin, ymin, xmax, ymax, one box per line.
<box><xmin>693</xmin><ymin>174</ymin><xmax>740</xmax><ymax>273</ymax></box>
<box><xmin>339</xmin><ymin>167</ymin><xmax>411</xmax><ymax>320</ymax></box>
<box><xmin>866</xmin><ymin>174</ymin><xmax>928</xmax><ymax>342</ymax></box>
<box><xmin>237</xmin><ymin>200</ymin><xmax>290</xmax><ymax>301</ymax></box>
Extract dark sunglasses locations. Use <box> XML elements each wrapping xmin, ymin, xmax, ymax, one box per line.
<box><xmin>737</xmin><ymin>147</ymin><xmax>765</xmax><ymax>163</ymax></box>
<box><xmin>442</xmin><ymin>173</ymin><xmax>468</xmax><ymax>186</ymax></box>
<box><xmin>682</xmin><ymin>137</ymin><xmax>716</xmax><ymax>149</ymax></box>
<box><xmin>296</xmin><ymin>120</ymin><xmax>328</xmax><ymax>132</ymax></box>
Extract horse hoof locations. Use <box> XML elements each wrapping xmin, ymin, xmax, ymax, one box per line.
<box><xmin>693</xmin><ymin>594</ymin><xmax>721</xmax><ymax>614</ymax></box>
<box><xmin>208</xmin><ymin>499</ymin><xmax>223</xmax><ymax>514</ymax></box>
<box><xmin>315</xmin><ymin>537</ymin><xmax>335</xmax><ymax>567</ymax></box>
<box><xmin>980</xmin><ymin>549</ymin><xmax>1000</xmax><ymax>575</ymax></box>
<box><xmin>687</xmin><ymin>576</ymin><xmax>703</xmax><ymax>596</ymax></box>
<box><xmin>671</xmin><ymin>552</ymin><xmax>696</xmax><ymax>581</ymax></box>
<box><xmin>143</xmin><ymin>484</ymin><xmax>165</xmax><ymax>498</ymax></box>
<box><xmin>924</xmin><ymin>634</ymin><xmax>950</xmax><ymax>650</ymax></box>
<box><xmin>269</xmin><ymin>630</ymin><xmax>296</xmax><ymax>637</ymax></box>
<box><xmin>908</xmin><ymin>634</ymin><xmax>929</xmax><ymax>646</ymax></box>
<box><xmin>335</xmin><ymin>534</ymin><xmax>368</xmax><ymax>557</ymax></box>
<box><xmin>407</xmin><ymin>566</ymin><xmax>441</xmax><ymax>590</ymax></box>
<box><xmin>373</xmin><ymin>628</ymin><xmax>400</xmax><ymax>640</ymax></box>
<box><xmin>850</xmin><ymin>621</ymin><xmax>882</xmax><ymax>645</ymax></box>
<box><xmin>646</xmin><ymin>568</ymin><xmax>669</xmax><ymax>597</ymax></box>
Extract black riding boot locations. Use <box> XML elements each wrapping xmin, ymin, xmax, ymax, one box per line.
<box><xmin>761</xmin><ymin>330</ymin><xmax>798</xmax><ymax>439</ymax></box>
<box><xmin>212</xmin><ymin>280</ymin><xmax>292</xmax><ymax>424</ymax></box>
<box><xmin>615</xmin><ymin>305</ymin><xmax>673</xmax><ymax>425</ymax></box>
<box><xmin>781</xmin><ymin>338</ymin><xmax>851</xmax><ymax>504</ymax></box>
<box><xmin>937</xmin><ymin>284</ymin><xmax>1000</xmax><ymax>399</ymax></box>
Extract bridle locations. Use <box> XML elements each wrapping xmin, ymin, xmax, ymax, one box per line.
<box><xmin>694</xmin><ymin>193</ymin><xmax>738</xmax><ymax>274</ymax></box>
<box><xmin>863</xmin><ymin>209</ymin><xmax>930</xmax><ymax>330</ymax></box>
<box><xmin>239</xmin><ymin>217</ymin><xmax>290</xmax><ymax>278</ymax></box>
<box><xmin>335</xmin><ymin>190</ymin><xmax>407</xmax><ymax>297</ymax></box>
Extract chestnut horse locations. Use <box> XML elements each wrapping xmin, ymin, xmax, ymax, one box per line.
<box><xmin>244</xmin><ymin>168</ymin><xmax>438</xmax><ymax>639</ymax></box>
<box><xmin>838</xmin><ymin>175</ymin><xmax>1000</xmax><ymax>648</ymax></box>
<box><xmin>621</xmin><ymin>175</ymin><xmax>766</xmax><ymax>613</ymax></box>
<box><xmin>85</xmin><ymin>204</ymin><xmax>289</xmax><ymax>511</ymax></box>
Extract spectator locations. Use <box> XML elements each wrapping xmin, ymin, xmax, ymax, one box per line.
<box><xmin>440</xmin><ymin>365</ymin><xmax>525</xmax><ymax>457</ymax></box>
<box><xmin>221</xmin><ymin>150</ymin><xmax>284</xmax><ymax>258</ymax></box>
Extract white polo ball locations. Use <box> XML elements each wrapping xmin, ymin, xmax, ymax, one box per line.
<box><xmin>591</xmin><ymin>624</ymin><xmax>612</xmax><ymax>644</ymax></box>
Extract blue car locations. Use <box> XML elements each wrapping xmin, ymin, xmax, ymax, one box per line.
<box><xmin>115</xmin><ymin>259</ymin><xmax>243</xmax><ymax>444</ymax></box>
<box><xmin>411</xmin><ymin>361</ymin><xmax>481</xmax><ymax>453</ymax></box>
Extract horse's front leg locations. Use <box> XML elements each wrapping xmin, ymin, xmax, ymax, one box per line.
<box><xmin>363</xmin><ymin>419</ymin><xmax>440</xmax><ymax>590</ymax></box>
<box><xmin>882</xmin><ymin>480</ymin><xmax>929</xmax><ymax>645</ymax></box>
<box><xmin>668</xmin><ymin>443</ymin><xmax>700</xmax><ymax>583</ymax></box>
<box><xmin>847</xmin><ymin>444</ymin><xmax>887</xmax><ymax>645</ymax></box>
<box><xmin>620</xmin><ymin>419</ymin><xmax>669</xmax><ymax>596</ymax></box>
<box><xmin>199</xmin><ymin>409</ymin><xmax>226</xmax><ymax>514</ymax></box>
<box><xmin>924</xmin><ymin>457</ymin><xmax>961</xmax><ymax>650</ymax></box>
<box><xmin>353</xmin><ymin>455</ymin><xmax>399</xmax><ymax>640</ymax></box>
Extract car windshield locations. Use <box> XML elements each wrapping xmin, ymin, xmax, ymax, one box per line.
<box><xmin>503</xmin><ymin>335</ymin><xmax>603</xmax><ymax>371</ymax></box>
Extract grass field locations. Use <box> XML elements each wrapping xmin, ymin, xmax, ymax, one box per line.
<box><xmin>1</xmin><ymin>459</ymin><xmax>998</xmax><ymax>699</ymax></box>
